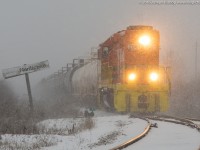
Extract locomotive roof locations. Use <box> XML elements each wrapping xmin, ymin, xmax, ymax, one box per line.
<box><xmin>127</xmin><ymin>25</ymin><xmax>153</xmax><ymax>30</ymax></box>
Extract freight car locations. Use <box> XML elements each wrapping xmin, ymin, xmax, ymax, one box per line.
<box><xmin>46</xmin><ymin>25</ymin><xmax>170</xmax><ymax>113</ymax></box>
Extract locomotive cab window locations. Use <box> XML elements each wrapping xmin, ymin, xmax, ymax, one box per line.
<box><xmin>103</xmin><ymin>47</ymin><xmax>109</xmax><ymax>57</ymax></box>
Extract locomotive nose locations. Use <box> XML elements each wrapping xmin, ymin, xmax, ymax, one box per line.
<box><xmin>138</xmin><ymin>94</ymin><xmax>149</xmax><ymax>109</ymax></box>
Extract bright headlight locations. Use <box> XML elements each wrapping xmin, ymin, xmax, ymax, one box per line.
<box><xmin>150</xmin><ymin>72</ymin><xmax>158</xmax><ymax>81</ymax></box>
<box><xmin>139</xmin><ymin>35</ymin><xmax>151</xmax><ymax>46</ymax></box>
<box><xmin>128</xmin><ymin>73</ymin><xmax>136</xmax><ymax>81</ymax></box>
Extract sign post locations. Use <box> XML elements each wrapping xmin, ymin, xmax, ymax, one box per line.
<box><xmin>25</xmin><ymin>73</ymin><xmax>33</xmax><ymax>111</ymax></box>
<box><xmin>2</xmin><ymin>60</ymin><xmax>49</xmax><ymax>113</ymax></box>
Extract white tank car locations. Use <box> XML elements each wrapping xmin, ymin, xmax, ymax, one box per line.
<box><xmin>63</xmin><ymin>68</ymin><xmax>73</xmax><ymax>93</ymax></box>
<box><xmin>71</xmin><ymin>60</ymin><xmax>99</xmax><ymax>97</ymax></box>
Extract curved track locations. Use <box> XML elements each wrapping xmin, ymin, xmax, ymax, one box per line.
<box><xmin>112</xmin><ymin>115</ymin><xmax>200</xmax><ymax>150</ymax></box>
<box><xmin>111</xmin><ymin>117</ymin><xmax>152</xmax><ymax>150</ymax></box>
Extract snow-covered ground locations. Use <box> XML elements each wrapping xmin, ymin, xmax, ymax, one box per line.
<box><xmin>125</xmin><ymin>120</ymin><xmax>200</xmax><ymax>150</ymax></box>
<box><xmin>41</xmin><ymin>115</ymin><xmax>147</xmax><ymax>150</ymax></box>
<box><xmin>0</xmin><ymin>111</ymin><xmax>148</xmax><ymax>150</ymax></box>
<box><xmin>0</xmin><ymin>111</ymin><xmax>199</xmax><ymax>150</ymax></box>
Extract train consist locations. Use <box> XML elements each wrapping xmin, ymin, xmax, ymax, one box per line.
<box><xmin>46</xmin><ymin>25</ymin><xmax>171</xmax><ymax>113</ymax></box>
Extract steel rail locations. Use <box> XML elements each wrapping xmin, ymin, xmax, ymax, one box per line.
<box><xmin>110</xmin><ymin>118</ymin><xmax>151</xmax><ymax>150</ymax></box>
<box><xmin>185</xmin><ymin>117</ymin><xmax>200</xmax><ymax>122</ymax></box>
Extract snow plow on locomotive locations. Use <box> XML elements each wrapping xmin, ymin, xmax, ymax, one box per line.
<box><xmin>45</xmin><ymin>25</ymin><xmax>170</xmax><ymax>113</ymax></box>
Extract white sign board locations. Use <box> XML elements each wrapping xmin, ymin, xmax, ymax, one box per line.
<box><xmin>2</xmin><ymin>60</ymin><xmax>49</xmax><ymax>79</ymax></box>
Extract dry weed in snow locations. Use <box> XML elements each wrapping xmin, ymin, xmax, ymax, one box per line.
<box><xmin>88</xmin><ymin>131</ymin><xmax>121</xmax><ymax>149</ymax></box>
<box><xmin>37</xmin><ymin>117</ymin><xmax>95</xmax><ymax>135</ymax></box>
<box><xmin>79</xmin><ymin>117</ymin><xmax>95</xmax><ymax>131</ymax></box>
<box><xmin>0</xmin><ymin>134</ymin><xmax>61</xmax><ymax>150</ymax></box>
<box><xmin>115</xmin><ymin>120</ymin><xmax>126</xmax><ymax>128</ymax></box>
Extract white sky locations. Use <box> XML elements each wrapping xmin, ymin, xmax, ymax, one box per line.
<box><xmin>0</xmin><ymin>0</ymin><xmax>200</xmax><ymax>95</ymax></box>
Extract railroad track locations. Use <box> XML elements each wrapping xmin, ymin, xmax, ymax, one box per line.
<box><xmin>147</xmin><ymin>115</ymin><xmax>200</xmax><ymax>132</ymax></box>
<box><xmin>111</xmin><ymin>117</ymin><xmax>152</xmax><ymax>150</ymax></box>
<box><xmin>111</xmin><ymin>115</ymin><xmax>200</xmax><ymax>150</ymax></box>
